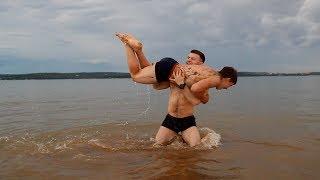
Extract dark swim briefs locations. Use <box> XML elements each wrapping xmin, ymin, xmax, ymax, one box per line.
<box><xmin>155</xmin><ymin>57</ymin><xmax>178</xmax><ymax>82</ymax></box>
<box><xmin>161</xmin><ymin>114</ymin><xmax>196</xmax><ymax>133</ymax></box>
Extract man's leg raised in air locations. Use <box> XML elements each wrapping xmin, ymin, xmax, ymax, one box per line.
<box><xmin>118</xmin><ymin>36</ymin><xmax>158</xmax><ymax>84</ymax></box>
<box><xmin>116</xmin><ymin>33</ymin><xmax>169</xmax><ymax>90</ymax></box>
<box><xmin>118</xmin><ymin>32</ymin><xmax>151</xmax><ymax>68</ymax></box>
<box><xmin>135</xmin><ymin>49</ymin><xmax>152</xmax><ymax>68</ymax></box>
<box><xmin>134</xmin><ymin>45</ymin><xmax>170</xmax><ymax>90</ymax></box>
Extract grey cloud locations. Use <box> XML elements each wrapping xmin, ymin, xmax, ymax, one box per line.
<box><xmin>0</xmin><ymin>0</ymin><xmax>319</xmax><ymax>73</ymax></box>
<box><xmin>0</xmin><ymin>56</ymin><xmax>118</xmax><ymax>74</ymax></box>
<box><xmin>7</xmin><ymin>32</ymin><xmax>32</xmax><ymax>38</ymax></box>
<box><xmin>0</xmin><ymin>47</ymin><xmax>15</xmax><ymax>50</ymax></box>
<box><xmin>55</xmin><ymin>39</ymin><xmax>73</xmax><ymax>46</ymax></box>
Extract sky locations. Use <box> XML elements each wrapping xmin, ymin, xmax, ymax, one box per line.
<box><xmin>0</xmin><ymin>0</ymin><xmax>319</xmax><ymax>74</ymax></box>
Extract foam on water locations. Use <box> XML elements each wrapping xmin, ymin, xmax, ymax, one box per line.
<box><xmin>199</xmin><ymin>127</ymin><xmax>222</xmax><ymax>149</ymax></box>
<box><xmin>87</xmin><ymin>126</ymin><xmax>221</xmax><ymax>152</ymax></box>
<box><xmin>159</xmin><ymin>127</ymin><xmax>222</xmax><ymax>150</ymax></box>
<box><xmin>0</xmin><ymin>125</ymin><xmax>221</xmax><ymax>156</ymax></box>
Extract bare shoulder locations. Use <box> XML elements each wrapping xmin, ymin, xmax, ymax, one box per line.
<box><xmin>209</xmin><ymin>76</ymin><xmax>221</xmax><ymax>86</ymax></box>
<box><xmin>191</xmin><ymin>76</ymin><xmax>220</xmax><ymax>91</ymax></box>
<box><xmin>202</xmin><ymin>76</ymin><xmax>220</xmax><ymax>87</ymax></box>
<box><xmin>194</xmin><ymin>64</ymin><xmax>213</xmax><ymax>71</ymax></box>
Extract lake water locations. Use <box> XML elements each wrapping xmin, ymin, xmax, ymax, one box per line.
<box><xmin>0</xmin><ymin>77</ymin><xmax>319</xmax><ymax>179</ymax></box>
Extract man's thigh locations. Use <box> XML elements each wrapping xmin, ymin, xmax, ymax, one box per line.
<box><xmin>155</xmin><ymin>126</ymin><xmax>177</xmax><ymax>145</ymax></box>
<box><xmin>181</xmin><ymin>126</ymin><xmax>201</xmax><ymax>147</ymax></box>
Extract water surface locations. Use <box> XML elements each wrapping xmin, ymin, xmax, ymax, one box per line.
<box><xmin>0</xmin><ymin>77</ymin><xmax>319</xmax><ymax>179</ymax></box>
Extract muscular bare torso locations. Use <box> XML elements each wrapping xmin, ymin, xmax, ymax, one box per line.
<box><xmin>167</xmin><ymin>83</ymin><xmax>198</xmax><ymax>118</ymax></box>
<box><xmin>171</xmin><ymin>64</ymin><xmax>219</xmax><ymax>87</ymax></box>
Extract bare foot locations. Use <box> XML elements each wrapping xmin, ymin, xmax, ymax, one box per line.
<box><xmin>126</xmin><ymin>33</ymin><xmax>143</xmax><ymax>52</ymax></box>
<box><xmin>115</xmin><ymin>32</ymin><xmax>129</xmax><ymax>45</ymax></box>
<box><xmin>115</xmin><ymin>32</ymin><xmax>143</xmax><ymax>52</ymax></box>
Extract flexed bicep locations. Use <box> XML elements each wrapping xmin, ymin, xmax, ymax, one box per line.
<box><xmin>189</xmin><ymin>77</ymin><xmax>218</xmax><ymax>104</ymax></box>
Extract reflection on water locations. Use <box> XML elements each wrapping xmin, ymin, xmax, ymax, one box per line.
<box><xmin>0</xmin><ymin>77</ymin><xmax>320</xmax><ymax>179</ymax></box>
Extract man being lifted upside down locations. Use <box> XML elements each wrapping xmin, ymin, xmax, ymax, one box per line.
<box><xmin>116</xmin><ymin>32</ymin><xmax>237</xmax><ymax>146</ymax></box>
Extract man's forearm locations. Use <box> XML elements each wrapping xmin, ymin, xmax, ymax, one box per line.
<box><xmin>182</xmin><ymin>87</ymin><xmax>201</xmax><ymax>105</ymax></box>
<box><xmin>191</xmin><ymin>90</ymin><xmax>209</xmax><ymax>104</ymax></box>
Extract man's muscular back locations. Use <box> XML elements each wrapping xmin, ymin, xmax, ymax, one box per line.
<box><xmin>172</xmin><ymin>64</ymin><xmax>219</xmax><ymax>88</ymax></box>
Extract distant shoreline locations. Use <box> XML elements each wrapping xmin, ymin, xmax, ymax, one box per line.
<box><xmin>0</xmin><ymin>72</ymin><xmax>319</xmax><ymax>80</ymax></box>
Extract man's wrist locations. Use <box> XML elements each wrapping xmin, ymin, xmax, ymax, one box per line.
<box><xmin>175</xmin><ymin>78</ymin><xmax>185</xmax><ymax>85</ymax></box>
<box><xmin>178</xmin><ymin>83</ymin><xmax>186</xmax><ymax>89</ymax></box>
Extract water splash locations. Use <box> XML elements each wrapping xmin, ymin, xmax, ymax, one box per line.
<box><xmin>0</xmin><ymin>124</ymin><xmax>221</xmax><ymax>157</ymax></box>
<box><xmin>132</xmin><ymin>82</ymin><xmax>152</xmax><ymax>120</ymax></box>
<box><xmin>0</xmin><ymin>136</ymin><xmax>10</xmax><ymax>142</ymax></box>
<box><xmin>198</xmin><ymin>127</ymin><xmax>222</xmax><ymax>149</ymax></box>
<box><xmin>139</xmin><ymin>85</ymin><xmax>152</xmax><ymax>120</ymax></box>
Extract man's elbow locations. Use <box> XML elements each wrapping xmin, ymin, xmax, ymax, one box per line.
<box><xmin>192</xmin><ymin>92</ymin><xmax>208</xmax><ymax>104</ymax></box>
<box><xmin>153</xmin><ymin>83</ymin><xmax>169</xmax><ymax>90</ymax></box>
<box><xmin>201</xmin><ymin>98</ymin><xmax>209</xmax><ymax>104</ymax></box>
<box><xmin>153</xmin><ymin>86</ymin><xmax>161</xmax><ymax>90</ymax></box>
<box><xmin>200</xmin><ymin>94</ymin><xmax>209</xmax><ymax>104</ymax></box>
<box><xmin>191</xmin><ymin>99</ymin><xmax>201</xmax><ymax>106</ymax></box>
<box><xmin>152</xmin><ymin>84</ymin><xmax>163</xmax><ymax>90</ymax></box>
<box><xmin>190</xmin><ymin>86</ymin><xmax>200</xmax><ymax>93</ymax></box>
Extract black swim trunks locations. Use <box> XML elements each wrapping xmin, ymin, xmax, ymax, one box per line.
<box><xmin>161</xmin><ymin>114</ymin><xmax>196</xmax><ymax>133</ymax></box>
<box><xmin>155</xmin><ymin>57</ymin><xmax>178</xmax><ymax>82</ymax></box>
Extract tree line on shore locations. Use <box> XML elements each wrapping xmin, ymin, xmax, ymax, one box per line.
<box><xmin>0</xmin><ymin>72</ymin><xmax>319</xmax><ymax>80</ymax></box>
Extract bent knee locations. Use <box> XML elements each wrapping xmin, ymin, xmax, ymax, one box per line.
<box><xmin>131</xmin><ymin>75</ymin><xmax>148</xmax><ymax>84</ymax></box>
<box><xmin>155</xmin><ymin>136</ymin><xmax>174</xmax><ymax>146</ymax></box>
<box><xmin>131</xmin><ymin>74</ymin><xmax>139</xmax><ymax>82</ymax></box>
<box><xmin>189</xmin><ymin>140</ymin><xmax>201</xmax><ymax>147</ymax></box>
<box><xmin>155</xmin><ymin>137</ymin><xmax>167</xmax><ymax>145</ymax></box>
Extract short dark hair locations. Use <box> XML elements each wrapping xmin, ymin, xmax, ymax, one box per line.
<box><xmin>190</xmin><ymin>49</ymin><xmax>205</xmax><ymax>62</ymax></box>
<box><xmin>219</xmin><ymin>67</ymin><xmax>238</xmax><ymax>84</ymax></box>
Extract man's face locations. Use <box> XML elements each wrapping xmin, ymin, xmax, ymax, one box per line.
<box><xmin>186</xmin><ymin>53</ymin><xmax>203</xmax><ymax>65</ymax></box>
<box><xmin>217</xmin><ymin>78</ymin><xmax>234</xmax><ymax>90</ymax></box>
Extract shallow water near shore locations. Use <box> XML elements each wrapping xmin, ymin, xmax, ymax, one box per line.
<box><xmin>0</xmin><ymin>77</ymin><xmax>320</xmax><ymax>179</ymax></box>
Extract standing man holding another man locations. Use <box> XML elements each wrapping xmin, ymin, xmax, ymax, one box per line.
<box><xmin>116</xmin><ymin>33</ymin><xmax>237</xmax><ymax>147</ymax></box>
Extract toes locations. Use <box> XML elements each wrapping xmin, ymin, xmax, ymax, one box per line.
<box><xmin>116</xmin><ymin>33</ymin><xmax>143</xmax><ymax>50</ymax></box>
<box><xmin>115</xmin><ymin>32</ymin><xmax>129</xmax><ymax>44</ymax></box>
<box><xmin>115</xmin><ymin>32</ymin><xmax>124</xmax><ymax>38</ymax></box>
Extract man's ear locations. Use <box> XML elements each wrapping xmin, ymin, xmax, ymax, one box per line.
<box><xmin>197</xmin><ymin>61</ymin><xmax>204</xmax><ymax>65</ymax></box>
<box><xmin>222</xmin><ymin>77</ymin><xmax>231</xmax><ymax>82</ymax></box>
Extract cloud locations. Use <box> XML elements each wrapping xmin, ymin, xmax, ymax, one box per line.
<box><xmin>0</xmin><ymin>0</ymin><xmax>319</xmax><ymax>73</ymax></box>
<box><xmin>259</xmin><ymin>0</ymin><xmax>320</xmax><ymax>47</ymax></box>
<box><xmin>0</xmin><ymin>57</ymin><xmax>118</xmax><ymax>74</ymax></box>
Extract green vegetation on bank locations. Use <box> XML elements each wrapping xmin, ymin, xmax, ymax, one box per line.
<box><xmin>238</xmin><ymin>72</ymin><xmax>320</xmax><ymax>76</ymax></box>
<box><xmin>0</xmin><ymin>72</ymin><xmax>130</xmax><ymax>80</ymax></box>
<box><xmin>0</xmin><ymin>72</ymin><xmax>319</xmax><ymax>80</ymax></box>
